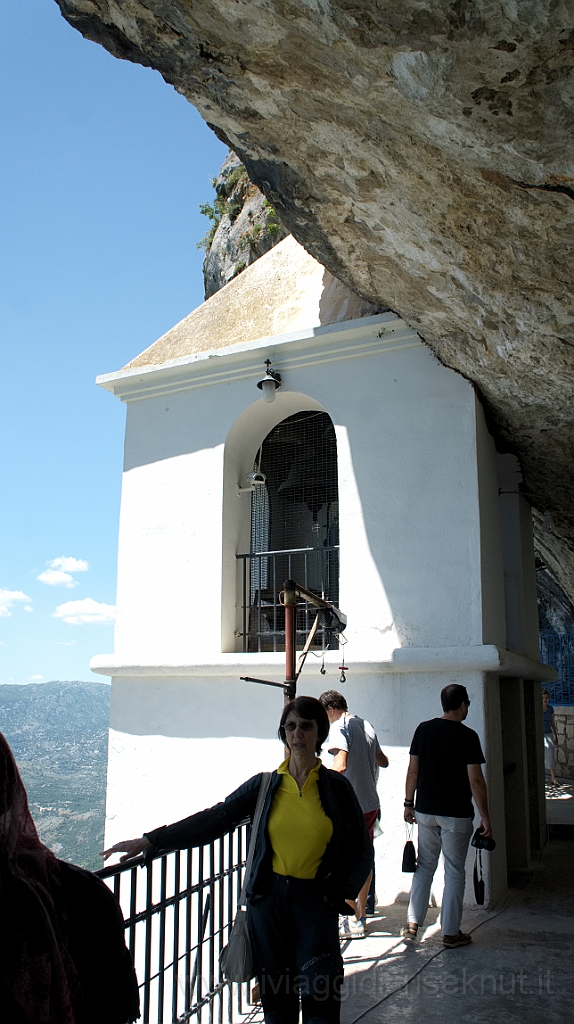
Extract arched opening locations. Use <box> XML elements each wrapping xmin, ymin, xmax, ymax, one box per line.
<box><xmin>239</xmin><ymin>410</ymin><xmax>339</xmax><ymax>653</ymax></box>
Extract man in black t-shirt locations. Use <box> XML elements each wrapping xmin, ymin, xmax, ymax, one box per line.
<box><xmin>402</xmin><ymin>683</ymin><xmax>492</xmax><ymax>949</ymax></box>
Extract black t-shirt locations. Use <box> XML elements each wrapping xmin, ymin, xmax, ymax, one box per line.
<box><xmin>410</xmin><ymin>718</ymin><xmax>485</xmax><ymax>818</ymax></box>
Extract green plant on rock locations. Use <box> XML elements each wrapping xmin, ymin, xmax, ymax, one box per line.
<box><xmin>226</xmin><ymin>200</ymin><xmax>243</xmax><ymax>222</ymax></box>
<box><xmin>263</xmin><ymin>199</ymin><xmax>282</xmax><ymax>236</ymax></box>
<box><xmin>218</xmin><ymin>165</ymin><xmax>249</xmax><ymax>199</ymax></box>
<box><xmin>197</xmin><ymin>164</ymin><xmax>250</xmax><ymax>251</ymax></box>
<box><xmin>239</xmin><ymin>221</ymin><xmax>265</xmax><ymax>251</ymax></box>
<box><xmin>196</xmin><ymin>201</ymin><xmax>222</xmax><ymax>251</ymax></box>
<box><xmin>231</xmin><ymin>260</ymin><xmax>247</xmax><ymax>279</ymax></box>
<box><xmin>197</xmin><ymin>223</ymin><xmax>219</xmax><ymax>252</ymax></box>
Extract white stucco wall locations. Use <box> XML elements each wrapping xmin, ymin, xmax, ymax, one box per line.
<box><xmin>111</xmin><ymin>326</ymin><xmax>484</xmax><ymax>666</ymax></box>
<box><xmin>95</xmin><ymin>314</ymin><xmax>547</xmax><ymax>910</ymax></box>
<box><xmin>475</xmin><ymin>399</ymin><xmax>507</xmax><ymax>648</ymax></box>
<box><xmin>104</xmin><ymin>666</ymin><xmax>497</xmax><ymax>910</ymax></box>
<box><xmin>105</xmin><ymin>675</ymin><xmax>285</xmax><ymax>842</ymax></box>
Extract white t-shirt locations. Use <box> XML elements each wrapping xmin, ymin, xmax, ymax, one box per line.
<box><xmin>324</xmin><ymin>713</ymin><xmax>382</xmax><ymax>813</ymax></box>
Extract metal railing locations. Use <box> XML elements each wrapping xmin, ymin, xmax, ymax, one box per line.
<box><xmin>237</xmin><ymin>546</ymin><xmax>339</xmax><ymax>653</ymax></box>
<box><xmin>97</xmin><ymin>824</ymin><xmax>256</xmax><ymax>1024</ymax></box>
<box><xmin>539</xmin><ymin>632</ymin><xmax>574</xmax><ymax>705</ymax></box>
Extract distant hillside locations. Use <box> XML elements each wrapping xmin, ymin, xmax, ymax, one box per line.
<box><xmin>0</xmin><ymin>681</ymin><xmax>110</xmax><ymax>870</ymax></box>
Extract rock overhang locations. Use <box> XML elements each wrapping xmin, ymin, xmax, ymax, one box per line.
<box><xmin>58</xmin><ymin>0</ymin><xmax>574</xmax><ymax>599</ymax></box>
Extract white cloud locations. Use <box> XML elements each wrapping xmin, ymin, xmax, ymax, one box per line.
<box><xmin>56</xmin><ymin>640</ymin><xmax>77</xmax><ymax>646</ymax></box>
<box><xmin>0</xmin><ymin>589</ymin><xmax>32</xmax><ymax>617</ymax></box>
<box><xmin>49</xmin><ymin>556</ymin><xmax>89</xmax><ymax>573</ymax></box>
<box><xmin>24</xmin><ymin>606</ymin><xmax>34</xmax><ymax>613</ymax></box>
<box><xmin>37</xmin><ymin>569</ymin><xmax>77</xmax><ymax>588</ymax></box>
<box><xmin>38</xmin><ymin>557</ymin><xmax>88</xmax><ymax>588</ymax></box>
<box><xmin>28</xmin><ymin>674</ymin><xmax>44</xmax><ymax>681</ymax></box>
<box><xmin>53</xmin><ymin>598</ymin><xmax>116</xmax><ymax>625</ymax></box>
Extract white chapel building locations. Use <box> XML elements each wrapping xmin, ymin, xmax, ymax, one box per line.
<box><xmin>93</xmin><ymin>235</ymin><xmax>555</xmax><ymax>908</ymax></box>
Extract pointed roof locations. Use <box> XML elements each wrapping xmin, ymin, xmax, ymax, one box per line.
<box><xmin>122</xmin><ymin>236</ymin><xmax>381</xmax><ymax>370</ymax></box>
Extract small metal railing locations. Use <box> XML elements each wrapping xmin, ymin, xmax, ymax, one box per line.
<box><xmin>236</xmin><ymin>546</ymin><xmax>339</xmax><ymax>653</ymax></box>
<box><xmin>539</xmin><ymin>632</ymin><xmax>574</xmax><ymax>705</ymax></box>
<box><xmin>97</xmin><ymin>823</ymin><xmax>256</xmax><ymax>1024</ymax></box>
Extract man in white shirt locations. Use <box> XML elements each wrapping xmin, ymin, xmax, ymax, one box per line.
<box><xmin>319</xmin><ymin>690</ymin><xmax>388</xmax><ymax>936</ymax></box>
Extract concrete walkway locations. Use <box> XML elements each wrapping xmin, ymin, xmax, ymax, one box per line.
<box><xmin>340</xmin><ymin>834</ymin><xmax>574</xmax><ymax>1024</ymax></box>
<box><xmin>545</xmin><ymin>778</ymin><xmax>574</xmax><ymax>825</ymax></box>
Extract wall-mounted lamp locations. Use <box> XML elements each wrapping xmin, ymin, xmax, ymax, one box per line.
<box><xmin>257</xmin><ymin>359</ymin><xmax>281</xmax><ymax>403</ymax></box>
<box><xmin>237</xmin><ymin>470</ymin><xmax>268</xmax><ymax>495</ymax></box>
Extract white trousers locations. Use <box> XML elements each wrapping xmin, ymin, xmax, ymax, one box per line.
<box><xmin>543</xmin><ymin>733</ymin><xmax>557</xmax><ymax>770</ymax></box>
<box><xmin>407</xmin><ymin>811</ymin><xmax>474</xmax><ymax>936</ymax></box>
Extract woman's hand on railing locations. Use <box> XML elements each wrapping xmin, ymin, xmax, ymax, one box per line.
<box><xmin>100</xmin><ymin>837</ymin><xmax>152</xmax><ymax>863</ymax></box>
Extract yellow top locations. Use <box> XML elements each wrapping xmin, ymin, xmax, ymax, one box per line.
<box><xmin>267</xmin><ymin>758</ymin><xmax>333</xmax><ymax>878</ymax></box>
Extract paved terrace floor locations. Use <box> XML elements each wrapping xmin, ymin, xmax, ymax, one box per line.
<box><xmin>339</xmin><ymin>829</ymin><xmax>573</xmax><ymax>1024</ymax></box>
<box><xmin>545</xmin><ymin>777</ymin><xmax>574</xmax><ymax>826</ymax></box>
<box><xmin>241</xmin><ymin>786</ymin><xmax>573</xmax><ymax>1024</ymax></box>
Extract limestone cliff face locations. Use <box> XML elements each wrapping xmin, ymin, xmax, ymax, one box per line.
<box><xmin>201</xmin><ymin>151</ymin><xmax>288</xmax><ymax>298</ymax></box>
<box><xmin>537</xmin><ymin>563</ymin><xmax>574</xmax><ymax>634</ymax></box>
<box><xmin>56</xmin><ymin>0</ymin><xmax>574</xmax><ymax>601</ymax></box>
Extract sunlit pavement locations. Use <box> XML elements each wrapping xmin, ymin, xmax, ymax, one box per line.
<box><xmin>239</xmin><ymin>832</ymin><xmax>573</xmax><ymax>1024</ymax></box>
<box><xmin>339</xmin><ymin>835</ymin><xmax>573</xmax><ymax>1024</ymax></box>
<box><xmin>545</xmin><ymin>778</ymin><xmax>574</xmax><ymax>825</ymax></box>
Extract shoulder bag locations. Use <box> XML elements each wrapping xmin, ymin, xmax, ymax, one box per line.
<box><xmin>220</xmin><ymin>772</ymin><xmax>272</xmax><ymax>983</ymax></box>
<box><xmin>402</xmin><ymin>822</ymin><xmax>417</xmax><ymax>873</ymax></box>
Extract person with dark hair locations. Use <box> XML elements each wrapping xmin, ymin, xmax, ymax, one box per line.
<box><xmin>103</xmin><ymin>695</ymin><xmax>371</xmax><ymax>1024</ymax></box>
<box><xmin>319</xmin><ymin>690</ymin><xmax>388</xmax><ymax>937</ymax></box>
<box><xmin>402</xmin><ymin>684</ymin><xmax>492</xmax><ymax>949</ymax></box>
<box><xmin>0</xmin><ymin>732</ymin><xmax>139</xmax><ymax>1024</ymax></box>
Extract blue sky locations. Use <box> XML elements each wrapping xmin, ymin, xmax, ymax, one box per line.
<box><xmin>0</xmin><ymin>0</ymin><xmax>227</xmax><ymax>684</ymax></box>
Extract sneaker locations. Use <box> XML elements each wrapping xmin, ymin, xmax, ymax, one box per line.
<box><xmin>400</xmin><ymin>924</ymin><xmax>418</xmax><ymax>942</ymax></box>
<box><xmin>443</xmin><ymin>931</ymin><xmax>472</xmax><ymax>948</ymax></box>
<box><xmin>339</xmin><ymin>916</ymin><xmax>351</xmax><ymax>940</ymax></box>
<box><xmin>349</xmin><ymin>917</ymin><xmax>366</xmax><ymax>938</ymax></box>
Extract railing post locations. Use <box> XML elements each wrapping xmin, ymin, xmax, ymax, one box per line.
<box><xmin>242</xmin><ymin>557</ymin><xmax>247</xmax><ymax>654</ymax></box>
<box><xmin>283</xmin><ymin>579</ymin><xmax>297</xmax><ymax>703</ymax></box>
<box><xmin>97</xmin><ymin>822</ymin><xmax>255</xmax><ymax>1024</ymax></box>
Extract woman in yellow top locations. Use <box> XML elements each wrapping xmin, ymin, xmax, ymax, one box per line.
<box><xmin>103</xmin><ymin>696</ymin><xmax>371</xmax><ymax>1024</ymax></box>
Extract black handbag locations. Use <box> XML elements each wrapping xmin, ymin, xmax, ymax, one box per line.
<box><xmin>473</xmin><ymin>849</ymin><xmax>485</xmax><ymax>905</ymax></box>
<box><xmin>402</xmin><ymin>823</ymin><xmax>417</xmax><ymax>873</ymax></box>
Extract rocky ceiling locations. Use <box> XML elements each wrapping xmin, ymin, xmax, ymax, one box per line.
<box><xmin>56</xmin><ymin>0</ymin><xmax>574</xmax><ymax>601</ymax></box>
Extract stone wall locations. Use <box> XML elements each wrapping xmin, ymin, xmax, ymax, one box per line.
<box><xmin>554</xmin><ymin>706</ymin><xmax>574</xmax><ymax>781</ymax></box>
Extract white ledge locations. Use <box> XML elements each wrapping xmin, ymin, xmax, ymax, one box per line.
<box><xmin>90</xmin><ymin>645</ymin><xmax>557</xmax><ymax>682</ymax></box>
<box><xmin>95</xmin><ymin>314</ymin><xmax>419</xmax><ymax>403</ymax></box>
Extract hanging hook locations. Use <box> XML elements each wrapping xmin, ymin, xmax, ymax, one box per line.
<box><xmin>338</xmin><ymin>658</ymin><xmax>348</xmax><ymax>684</ymax></box>
<box><xmin>320</xmin><ymin>655</ymin><xmax>326</xmax><ymax>676</ymax></box>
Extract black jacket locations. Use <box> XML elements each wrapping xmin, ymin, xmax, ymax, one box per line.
<box><xmin>144</xmin><ymin>765</ymin><xmax>372</xmax><ymax>915</ymax></box>
<box><xmin>60</xmin><ymin>862</ymin><xmax>140</xmax><ymax>1023</ymax></box>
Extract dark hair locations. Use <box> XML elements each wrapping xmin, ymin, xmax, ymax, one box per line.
<box><xmin>542</xmin><ymin>689</ymin><xmax>550</xmax><ymax>697</ymax></box>
<box><xmin>279</xmin><ymin>696</ymin><xmax>330</xmax><ymax>755</ymax></box>
<box><xmin>318</xmin><ymin>690</ymin><xmax>348</xmax><ymax>712</ymax></box>
<box><xmin>441</xmin><ymin>684</ymin><xmax>469</xmax><ymax>712</ymax></box>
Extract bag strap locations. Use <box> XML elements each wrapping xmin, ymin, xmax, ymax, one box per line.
<box><xmin>238</xmin><ymin>772</ymin><xmax>272</xmax><ymax>907</ymax></box>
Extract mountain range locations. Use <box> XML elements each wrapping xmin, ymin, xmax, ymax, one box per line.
<box><xmin>0</xmin><ymin>680</ymin><xmax>110</xmax><ymax>870</ymax></box>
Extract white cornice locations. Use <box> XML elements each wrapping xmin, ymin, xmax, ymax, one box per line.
<box><xmin>96</xmin><ymin>313</ymin><xmax>420</xmax><ymax>403</ymax></box>
<box><xmin>90</xmin><ymin>646</ymin><xmax>557</xmax><ymax>682</ymax></box>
